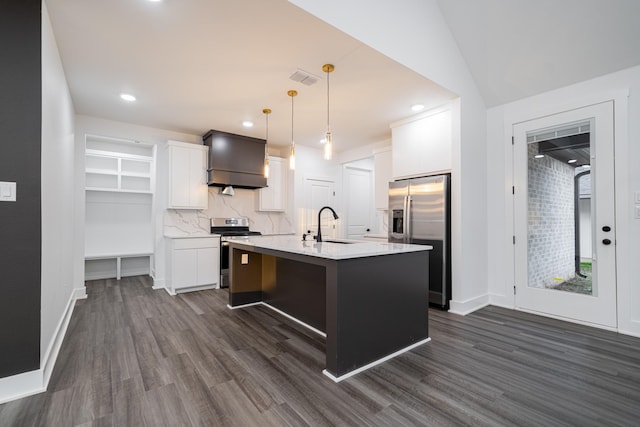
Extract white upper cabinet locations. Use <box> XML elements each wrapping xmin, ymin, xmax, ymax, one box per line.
<box><xmin>374</xmin><ymin>148</ymin><xmax>392</xmax><ymax>210</ymax></box>
<box><xmin>167</xmin><ymin>140</ymin><xmax>208</xmax><ymax>210</ymax></box>
<box><xmin>256</xmin><ymin>156</ymin><xmax>287</xmax><ymax>212</ymax></box>
<box><xmin>391</xmin><ymin>108</ymin><xmax>452</xmax><ymax>180</ymax></box>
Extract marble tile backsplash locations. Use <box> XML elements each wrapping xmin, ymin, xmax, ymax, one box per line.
<box><xmin>164</xmin><ymin>187</ymin><xmax>294</xmax><ymax>236</ymax></box>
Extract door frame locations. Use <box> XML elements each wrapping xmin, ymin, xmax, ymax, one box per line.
<box><xmin>503</xmin><ymin>89</ymin><xmax>630</xmax><ymax>331</ymax></box>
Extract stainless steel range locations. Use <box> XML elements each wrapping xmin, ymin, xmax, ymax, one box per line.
<box><xmin>210</xmin><ymin>217</ymin><xmax>261</xmax><ymax>288</ymax></box>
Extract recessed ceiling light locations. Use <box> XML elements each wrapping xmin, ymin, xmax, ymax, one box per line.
<box><xmin>411</xmin><ymin>104</ymin><xmax>425</xmax><ymax>112</ymax></box>
<box><xmin>568</xmin><ymin>159</ymin><xmax>577</xmax><ymax>164</ymax></box>
<box><xmin>534</xmin><ymin>154</ymin><xmax>544</xmax><ymax>159</ymax></box>
<box><xmin>242</xmin><ymin>121</ymin><xmax>254</xmax><ymax>128</ymax></box>
<box><xmin>120</xmin><ymin>93</ymin><xmax>136</xmax><ymax>102</ymax></box>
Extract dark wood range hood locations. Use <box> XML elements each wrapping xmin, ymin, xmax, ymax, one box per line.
<box><xmin>203</xmin><ymin>129</ymin><xmax>267</xmax><ymax>189</ymax></box>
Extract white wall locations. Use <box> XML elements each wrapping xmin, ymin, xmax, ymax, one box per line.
<box><xmin>40</xmin><ymin>1</ymin><xmax>79</xmax><ymax>382</ymax></box>
<box><xmin>292</xmin><ymin>145</ymin><xmax>341</xmax><ymax>235</ymax></box>
<box><xmin>486</xmin><ymin>65</ymin><xmax>640</xmax><ymax>336</ymax></box>
<box><xmin>289</xmin><ymin>0</ymin><xmax>489</xmax><ymax>314</ymax></box>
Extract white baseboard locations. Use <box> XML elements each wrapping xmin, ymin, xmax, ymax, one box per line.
<box><xmin>0</xmin><ymin>369</ymin><xmax>45</xmax><ymax>405</ymax></box>
<box><xmin>0</xmin><ymin>287</ymin><xmax>85</xmax><ymax>404</ymax></box>
<box><xmin>152</xmin><ymin>277</ymin><xmax>166</xmax><ymax>290</ymax></box>
<box><xmin>322</xmin><ymin>337</ymin><xmax>432</xmax><ymax>382</ymax></box>
<box><xmin>448</xmin><ymin>293</ymin><xmax>489</xmax><ymax>315</ymax></box>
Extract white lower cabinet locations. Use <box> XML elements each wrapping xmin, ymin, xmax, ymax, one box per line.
<box><xmin>167</xmin><ymin>236</ymin><xmax>219</xmax><ymax>294</ymax></box>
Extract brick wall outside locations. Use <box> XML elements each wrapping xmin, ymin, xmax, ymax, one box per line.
<box><xmin>527</xmin><ymin>144</ymin><xmax>575</xmax><ymax>288</ymax></box>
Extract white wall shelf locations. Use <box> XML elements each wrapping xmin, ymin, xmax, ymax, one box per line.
<box><xmin>85</xmin><ymin>148</ymin><xmax>153</xmax><ymax>193</ymax></box>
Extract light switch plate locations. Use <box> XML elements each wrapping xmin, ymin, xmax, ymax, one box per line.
<box><xmin>635</xmin><ymin>205</ymin><xmax>640</xmax><ymax>219</ymax></box>
<box><xmin>635</xmin><ymin>191</ymin><xmax>640</xmax><ymax>204</ymax></box>
<box><xmin>0</xmin><ymin>181</ymin><xmax>16</xmax><ymax>202</ymax></box>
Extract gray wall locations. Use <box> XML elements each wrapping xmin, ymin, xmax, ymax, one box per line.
<box><xmin>527</xmin><ymin>144</ymin><xmax>575</xmax><ymax>288</ymax></box>
<box><xmin>0</xmin><ymin>0</ymin><xmax>42</xmax><ymax>378</ymax></box>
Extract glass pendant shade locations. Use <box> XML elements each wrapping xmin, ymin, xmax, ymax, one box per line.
<box><xmin>262</xmin><ymin>108</ymin><xmax>271</xmax><ymax>179</ymax></box>
<box><xmin>322</xmin><ymin>64</ymin><xmax>335</xmax><ymax>161</ymax></box>
<box><xmin>289</xmin><ymin>144</ymin><xmax>295</xmax><ymax>170</ymax></box>
<box><xmin>324</xmin><ymin>131</ymin><xmax>332</xmax><ymax>160</ymax></box>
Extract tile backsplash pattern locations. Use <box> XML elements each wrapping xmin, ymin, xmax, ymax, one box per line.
<box><xmin>164</xmin><ymin>187</ymin><xmax>294</xmax><ymax>236</ymax></box>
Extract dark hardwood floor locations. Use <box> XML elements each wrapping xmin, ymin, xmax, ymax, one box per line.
<box><xmin>1</xmin><ymin>275</ymin><xmax>639</xmax><ymax>426</ymax></box>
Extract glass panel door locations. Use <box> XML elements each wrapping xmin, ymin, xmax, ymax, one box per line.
<box><xmin>514</xmin><ymin>101</ymin><xmax>617</xmax><ymax>328</ymax></box>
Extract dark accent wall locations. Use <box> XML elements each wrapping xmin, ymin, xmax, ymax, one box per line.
<box><xmin>0</xmin><ymin>0</ymin><xmax>42</xmax><ymax>378</ymax></box>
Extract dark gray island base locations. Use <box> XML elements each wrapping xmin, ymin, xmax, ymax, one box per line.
<box><xmin>228</xmin><ymin>236</ymin><xmax>431</xmax><ymax>381</ymax></box>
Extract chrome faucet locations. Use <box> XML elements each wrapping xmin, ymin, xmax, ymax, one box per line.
<box><xmin>316</xmin><ymin>206</ymin><xmax>339</xmax><ymax>242</ymax></box>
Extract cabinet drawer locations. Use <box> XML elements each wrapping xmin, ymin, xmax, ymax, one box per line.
<box><xmin>173</xmin><ymin>237</ymin><xmax>219</xmax><ymax>250</ymax></box>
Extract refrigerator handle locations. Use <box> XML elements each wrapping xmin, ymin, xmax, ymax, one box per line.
<box><xmin>405</xmin><ymin>195</ymin><xmax>412</xmax><ymax>243</ymax></box>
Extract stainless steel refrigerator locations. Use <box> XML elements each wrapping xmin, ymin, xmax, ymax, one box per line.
<box><xmin>388</xmin><ymin>174</ymin><xmax>451</xmax><ymax>309</ymax></box>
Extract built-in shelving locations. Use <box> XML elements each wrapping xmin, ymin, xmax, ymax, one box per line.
<box><xmin>85</xmin><ymin>148</ymin><xmax>153</xmax><ymax>193</ymax></box>
<box><xmin>84</xmin><ymin>135</ymin><xmax>156</xmax><ymax>280</ymax></box>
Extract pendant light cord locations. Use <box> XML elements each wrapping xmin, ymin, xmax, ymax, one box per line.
<box><xmin>326</xmin><ymin>70</ymin><xmax>330</xmax><ymax>131</ymax></box>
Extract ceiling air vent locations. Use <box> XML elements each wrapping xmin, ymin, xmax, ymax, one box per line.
<box><xmin>289</xmin><ymin>69</ymin><xmax>321</xmax><ymax>86</ymax></box>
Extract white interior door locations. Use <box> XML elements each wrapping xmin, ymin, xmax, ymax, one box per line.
<box><xmin>344</xmin><ymin>166</ymin><xmax>373</xmax><ymax>240</ymax></box>
<box><xmin>304</xmin><ymin>177</ymin><xmax>336</xmax><ymax>239</ymax></box>
<box><xmin>513</xmin><ymin>101</ymin><xmax>616</xmax><ymax>328</ymax></box>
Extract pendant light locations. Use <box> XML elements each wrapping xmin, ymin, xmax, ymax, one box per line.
<box><xmin>288</xmin><ymin>90</ymin><xmax>297</xmax><ymax>170</ymax></box>
<box><xmin>262</xmin><ymin>108</ymin><xmax>271</xmax><ymax>179</ymax></box>
<box><xmin>322</xmin><ymin>63</ymin><xmax>334</xmax><ymax>160</ymax></box>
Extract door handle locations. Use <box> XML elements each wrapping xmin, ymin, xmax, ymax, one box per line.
<box><xmin>602</xmin><ymin>226</ymin><xmax>611</xmax><ymax>232</ymax></box>
<box><xmin>602</xmin><ymin>239</ymin><xmax>612</xmax><ymax>245</ymax></box>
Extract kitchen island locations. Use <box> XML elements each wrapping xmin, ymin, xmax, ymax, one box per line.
<box><xmin>227</xmin><ymin>235</ymin><xmax>431</xmax><ymax>381</ymax></box>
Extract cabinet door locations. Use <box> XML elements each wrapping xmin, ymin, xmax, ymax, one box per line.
<box><xmin>392</xmin><ymin>109</ymin><xmax>451</xmax><ymax>179</ymax></box>
<box><xmin>173</xmin><ymin>248</ymin><xmax>198</xmax><ymax>289</ymax></box>
<box><xmin>196</xmin><ymin>247</ymin><xmax>219</xmax><ymax>286</ymax></box>
<box><xmin>168</xmin><ymin>142</ymin><xmax>208</xmax><ymax>210</ymax></box>
<box><xmin>374</xmin><ymin>149</ymin><xmax>392</xmax><ymax>210</ymax></box>
<box><xmin>169</xmin><ymin>146</ymin><xmax>191</xmax><ymax>208</ymax></box>
<box><xmin>189</xmin><ymin>148</ymin><xmax>208</xmax><ymax>209</ymax></box>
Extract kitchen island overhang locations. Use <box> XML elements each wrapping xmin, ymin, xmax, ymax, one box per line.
<box><xmin>227</xmin><ymin>236</ymin><xmax>432</xmax><ymax>381</ymax></box>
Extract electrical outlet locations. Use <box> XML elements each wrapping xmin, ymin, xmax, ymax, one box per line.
<box><xmin>241</xmin><ymin>253</ymin><xmax>249</xmax><ymax>264</ymax></box>
<box><xmin>635</xmin><ymin>205</ymin><xmax>640</xmax><ymax>219</ymax></box>
<box><xmin>636</xmin><ymin>191</ymin><xmax>640</xmax><ymax>204</ymax></box>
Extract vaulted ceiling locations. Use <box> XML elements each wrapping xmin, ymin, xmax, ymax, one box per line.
<box><xmin>45</xmin><ymin>0</ymin><xmax>640</xmax><ymax>151</ymax></box>
<box><xmin>436</xmin><ymin>0</ymin><xmax>640</xmax><ymax>107</ymax></box>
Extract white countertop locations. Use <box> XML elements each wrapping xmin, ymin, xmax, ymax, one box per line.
<box><xmin>164</xmin><ymin>232</ymin><xmax>220</xmax><ymax>239</ymax></box>
<box><xmin>226</xmin><ymin>235</ymin><xmax>431</xmax><ymax>260</ymax></box>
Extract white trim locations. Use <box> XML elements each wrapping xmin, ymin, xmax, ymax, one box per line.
<box><xmin>0</xmin><ymin>287</ymin><xmax>86</xmax><ymax>404</ymax></box>
<box><xmin>227</xmin><ymin>302</ymin><xmax>262</xmax><ymax>310</ymax></box>
<box><xmin>41</xmin><ymin>287</ymin><xmax>86</xmax><ymax>386</ymax></box>
<box><xmin>226</xmin><ymin>301</ymin><xmax>327</xmax><ymax>337</ymax></box>
<box><xmin>322</xmin><ymin>337</ymin><xmax>432</xmax><ymax>383</ymax></box>
<box><xmin>389</xmin><ymin>102</ymin><xmax>452</xmax><ymax>128</ymax></box>
<box><xmin>261</xmin><ymin>303</ymin><xmax>326</xmax><ymax>337</ymax></box>
<box><xmin>516</xmin><ymin>307</ymin><xmax>618</xmax><ymax>332</ymax></box>
<box><xmin>152</xmin><ymin>277</ymin><xmax>166</xmax><ymax>290</ymax></box>
<box><xmin>448</xmin><ymin>293</ymin><xmax>489</xmax><ymax>315</ymax></box>
<box><xmin>0</xmin><ymin>369</ymin><xmax>44</xmax><ymax>405</ymax></box>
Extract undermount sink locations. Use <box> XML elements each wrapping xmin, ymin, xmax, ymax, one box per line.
<box><xmin>323</xmin><ymin>239</ymin><xmax>358</xmax><ymax>244</ymax></box>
